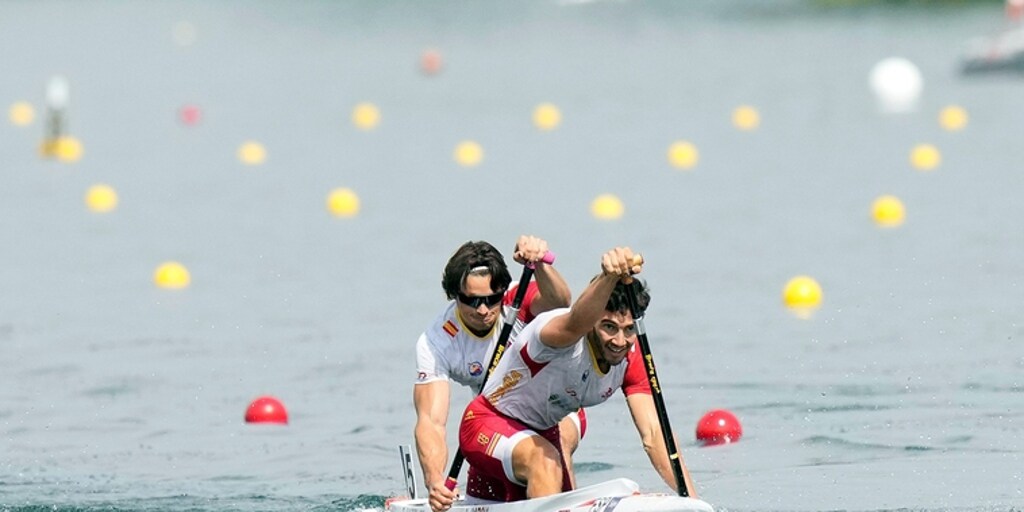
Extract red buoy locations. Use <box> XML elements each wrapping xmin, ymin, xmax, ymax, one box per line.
<box><xmin>695</xmin><ymin>409</ymin><xmax>741</xmax><ymax>446</ymax></box>
<box><xmin>245</xmin><ymin>396</ymin><xmax>288</xmax><ymax>424</ymax></box>
<box><xmin>179</xmin><ymin>104</ymin><xmax>202</xmax><ymax>126</ymax></box>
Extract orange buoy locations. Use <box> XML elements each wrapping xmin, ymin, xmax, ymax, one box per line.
<box><xmin>420</xmin><ymin>48</ymin><xmax>443</xmax><ymax>76</ymax></box>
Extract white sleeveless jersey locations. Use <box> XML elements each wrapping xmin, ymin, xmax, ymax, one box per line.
<box><xmin>415</xmin><ymin>284</ymin><xmax>537</xmax><ymax>394</ymax></box>
<box><xmin>481</xmin><ymin>308</ymin><xmax>648</xmax><ymax>430</ymax></box>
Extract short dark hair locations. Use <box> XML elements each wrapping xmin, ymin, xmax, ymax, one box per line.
<box><xmin>441</xmin><ymin>241</ymin><xmax>512</xmax><ymax>300</ymax></box>
<box><xmin>592</xmin><ymin>275</ymin><xmax>650</xmax><ymax>316</ymax></box>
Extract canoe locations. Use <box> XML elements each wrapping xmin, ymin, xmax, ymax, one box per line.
<box><xmin>960</xmin><ymin>26</ymin><xmax>1024</xmax><ymax>75</ymax></box>
<box><xmin>385</xmin><ymin>478</ymin><xmax>715</xmax><ymax>512</ymax></box>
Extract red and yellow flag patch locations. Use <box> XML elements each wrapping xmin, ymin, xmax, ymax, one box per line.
<box><xmin>442</xmin><ymin>320</ymin><xmax>458</xmax><ymax>338</ymax></box>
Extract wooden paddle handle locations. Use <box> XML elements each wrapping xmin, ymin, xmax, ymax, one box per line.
<box><xmin>623</xmin><ymin>253</ymin><xmax>644</xmax><ymax>284</ymax></box>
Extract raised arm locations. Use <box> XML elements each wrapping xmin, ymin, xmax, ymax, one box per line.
<box><xmin>511</xmin><ymin>235</ymin><xmax>571</xmax><ymax>315</ymax></box>
<box><xmin>538</xmin><ymin>247</ymin><xmax>640</xmax><ymax>349</ymax></box>
<box><xmin>625</xmin><ymin>393</ymin><xmax>698</xmax><ymax>497</ymax></box>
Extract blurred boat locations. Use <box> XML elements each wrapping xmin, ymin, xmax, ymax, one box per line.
<box><xmin>961</xmin><ymin>0</ymin><xmax>1024</xmax><ymax>74</ymax></box>
<box><xmin>388</xmin><ymin>446</ymin><xmax>714</xmax><ymax>512</ymax></box>
<box><xmin>386</xmin><ymin>478</ymin><xmax>715</xmax><ymax>512</ymax></box>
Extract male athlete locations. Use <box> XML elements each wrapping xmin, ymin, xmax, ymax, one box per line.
<box><xmin>414</xmin><ymin>236</ymin><xmax>584</xmax><ymax>512</ymax></box>
<box><xmin>458</xmin><ymin>247</ymin><xmax>697</xmax><ymax>501</ymax></box>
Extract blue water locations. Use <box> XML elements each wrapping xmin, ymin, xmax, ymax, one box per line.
<box><xmin>2</xmin><ymin>1</ymin><xmax>1022</xmax><ymax>511</ymax></box>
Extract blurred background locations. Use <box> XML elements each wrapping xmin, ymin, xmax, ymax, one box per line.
<box><xmin>1</xmin><ymin>1</ymin><xmax>1022</xmax><ymax>511</ymax></box>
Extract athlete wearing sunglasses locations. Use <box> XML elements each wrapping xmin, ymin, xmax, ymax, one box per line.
<box><xmin>456</xmin><ymin>290</ymin><xmax>506</xmax><ymax>309</ymax></box>
<box><xmin>413</xmin><ymin>235</ymin><xmax>583</xmax><ymax>512</ymax></box>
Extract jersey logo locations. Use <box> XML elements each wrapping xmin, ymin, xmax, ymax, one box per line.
<box><xmin>468</xmin><ymin>361</ymin><xmax>483</xmax><ymax>376</ymax></box>
<box><xmin>601</xmin><ymin>387</ymin><xmax>614</xmax><ymax>399</ymax></box>
<box><xmin>477</xmin><ymin>432</ymin><xmax>490</xmax><ymax>445</ymax></box>
<box><xmin>486</xmin><ymin>370</ymin><xmax>523</xmax><ymax>404</ymax></box>
<box><xmin>417</xmin><ymin>372</ymin><xmax>427</xmax><ymax>382</ymax></box>
<box><xmin>485</xmin><ymin>432</ymin><xmax>503</xmax><ymax>456</ymax></box>
<box><xmin>442</xmin><ymin>320</ymin><xmax>459</xmax><ymax>338</ymax></box>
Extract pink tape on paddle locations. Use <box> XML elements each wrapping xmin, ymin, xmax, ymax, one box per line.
<box><xmin>526</xmin><ymin>251</ymin><xmax>556</xmax><ymax>270</ymax></box>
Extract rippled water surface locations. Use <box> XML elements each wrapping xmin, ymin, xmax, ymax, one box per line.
<box><xmin>1</xmin><ymin>1</ymin><xmax>1022</xmax><ymax>511</ymax></box>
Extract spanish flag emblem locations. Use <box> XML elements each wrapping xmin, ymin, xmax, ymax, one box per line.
<box><xmin>443</xmin><ymin>320</ymin><xmax>459</xmax><ymax>338</ymax></box>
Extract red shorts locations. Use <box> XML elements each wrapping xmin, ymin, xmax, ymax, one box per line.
<box><xmin>459</xmin><ymin>395</ymin><xmax>574</xmax><ymax>501</ymax></box>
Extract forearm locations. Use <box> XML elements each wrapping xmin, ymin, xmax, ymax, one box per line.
<box><xmin>643</xmin><ymin>431</ymin><xmax>675</xmax><ymax>491</ymax></box>
<box><xmin>644</xmin><ymin>431</ymin><xmax>698</xmax><ymax>498</ymax></box>
<box><xmin>539</xmin><ymin>247</ymin><xmax>638</xmax><ymax>347</ymax></box>
<box><xmin>415</xmin><ymin>421</ymin><xmax>449</xmax><ymax>487</ymax></box>
<box><xmin>563</xmin><ymin>274</ymin><xmax>618</xmax><ymax>333</ymax></box>
<box><xmin>530</xmin><ymin>262</ymin><xmax>571</xmax><ymax>313</ymax></box>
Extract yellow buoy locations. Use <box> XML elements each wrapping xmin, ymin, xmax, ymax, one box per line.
<box><xmin>85</xmin><ymin>184</ymin><xmax>118</xmax><ymax>213</ymax></box>
<box><xmin>352</xmin><ymin>102</ymin><xmax>380</xmax><ymax>131</ymax></box>
<box><xmin>9</xmin><ymin>101</ymin><xmax>35</xmax><ymax>126</ymax></box>
<box><xmin>533</xmin><ymin>103</ymin><xmax>561</xmax><ymax>131</ymax></box>
<box><xmin>667</xmin><ymin>140</ymin><xmax>699</xmax><ymax>170</ymax></box>
<box><xmin>732</xmin><ymin>105</ymin><xmax>760</xmax><ymax>131</ymax></box>
<box><xmin>54</xmin><ymin>136</ymin><xmax>84</xmax><ymax>163</ymax></box>
<box><xmin>327</xmin><ymin>187</ymin><xmax>361</xmax><ymax>218</ymax></box>
<box><xmin>939</xmin><ymin>105</ymin><xmax>968</xmax><ymax>131</ymax></box>
<box><xmin>238</xmin><ymin>141</ymin><xmax>266</xmax><ymax>165</ymax></box>
<box><xmin>454</xmin><ymin>140</ymin><xmax>483</xmax><ymax>167</ymax></box>
<box><xmin>909</xmin><ymin>144</ymin><xmax>940</xmax><ymax>171</ymax></box>
<box><xmin>783</xmin><ymin>275</ymin><xmax>822</xmax><ymax>310</ymax></box>
<box><xmin>871</xmin><ymin>195</ymin><xmax>905</xmax><ymax>228</ymax></box>
<box><xmin>154</xmin><ymin>261</ymin><xmax>191</xmax><ymax>289</ymax></box>
<box><xmin>590</xmin><ymin>194</ymin><xmax>624</xmax><ymax>220</ymax></box>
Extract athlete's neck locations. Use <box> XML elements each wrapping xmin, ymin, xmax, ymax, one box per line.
<box><xmin>467</xmin><ymin>325</ymin><xmax>490</xmax><ymax>337</ymax></box>
<box><xmin>586</xmin><ymin>332</ymin><xmax>611</xmax><ymax>373</ymax></box>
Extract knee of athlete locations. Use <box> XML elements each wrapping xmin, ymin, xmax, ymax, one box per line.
<box><xmin>528</xmin><ymin>458</ymin><xmax>562</xmax><ymax>484</ymax></box>
<box><xmin>560</xmin><ymin>429</ymin><xmax>580</xmax><ymax>455</ymax></box>
<box><xmin>534</xmin><ymin>444</ymin><xmax>564</xmax><ymax>475</ymax></box>
<box><xmin>516</xmin><ymin>442</ymin><xmax>561</xmax><ymax>479</ymax></box>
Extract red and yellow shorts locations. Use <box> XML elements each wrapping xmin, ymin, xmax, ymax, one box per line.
<box><xmin>459</xmin><ymin>395</ymin><xmax>587</xmax><ymax>501</ymax></box>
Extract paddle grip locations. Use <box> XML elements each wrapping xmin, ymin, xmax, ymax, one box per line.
<box><xmin>525</xmin><ymin>250</ymin><xmax>556</xmax><ymax>270</ymax></box>
<box><xmin>622</xmin><ymin>253</ymin><xmax>644</xmax><ymax>284</ymax></box>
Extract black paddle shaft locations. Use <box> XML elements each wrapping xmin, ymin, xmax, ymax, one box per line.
<box><xmin>444</xmin><ymin>265</ymin><xmax>536</xmax><ymax>490</ymax></box>
<box><xmin>624</xmin><ymin>280</ymin><xmax>689</xmax><ymax>497</ymax></box>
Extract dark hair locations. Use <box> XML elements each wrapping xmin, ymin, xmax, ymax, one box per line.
<box><xmin>441</xmin><ymin>241</ymin><xmax>512</xmax><ymax>300</ymax></box>
<box><xmin>592</xmin><ymin>275</ymin><xmax>650</xmax><ymax>316</ymax></box>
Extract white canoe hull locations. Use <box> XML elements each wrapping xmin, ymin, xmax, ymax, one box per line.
<box><xmin>386</xmin><ymin>478</ymin><xmax>714</xmax><ymax>512</ymax></box>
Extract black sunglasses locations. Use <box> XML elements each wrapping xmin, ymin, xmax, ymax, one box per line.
<box><xmin>457</xmin><ymin>291</ymin><xmax>505</xmax><ymax>308</ymax></box>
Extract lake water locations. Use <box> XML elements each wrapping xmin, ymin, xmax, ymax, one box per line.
<box><xmin>1</xmin><ymin>1</ymin><xmax>1022</xmax><ymax>511</ymax></box>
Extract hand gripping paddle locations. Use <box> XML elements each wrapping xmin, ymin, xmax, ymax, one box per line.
<box><xmin>623</xmin><ymin>254</ymin><xmax>690</xmax><ymax>497</ymax></box>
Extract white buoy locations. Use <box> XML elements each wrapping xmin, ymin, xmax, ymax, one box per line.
<box><xmin>46</xmin><ymin>75</ymin><xmax>70</xmax><ymax>110</ymax></box>
<box><xmin>41</xmin><ymin>75</ymin><xmax>70</xmax><ymax>159</ymax></box>
<box><xmin>869</xmin><ymin>57</ymin><xmax>922</xmax><ymax>113</ymax></box>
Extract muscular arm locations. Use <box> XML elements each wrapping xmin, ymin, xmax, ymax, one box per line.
<box><xmin>625</xmin><ymin>393</ymin><xmax>698</xmax><ymax>498</ymax></box>
<box><xmin>413</xmin><ymin>381</ymin><xmax>451</xmax><ymax>490</ymax></box>
<box><xmin>528</xmin><ymin>262</ymin><xmax>571</xmax><ymax>316</ymax></box>
<box><xmin>539</xmin><ymin>247</ymin><xmax>639</xmax><ymax>349</ymax></box>
<box><xmin>511</xmin><ymin>235</ymin><xmax>570</xmax><ymax>316</ymax></box>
